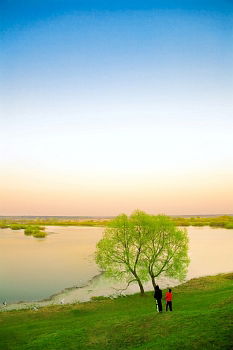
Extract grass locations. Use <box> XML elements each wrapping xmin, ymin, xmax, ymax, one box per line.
<box><xmin>0</xmin><ymin>273</ymin><xmax>232</xmax><ymax>350</ymax></box>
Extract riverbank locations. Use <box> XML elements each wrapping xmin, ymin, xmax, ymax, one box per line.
<box><xmin>0</xmin><ymin>273</ymin><xmax>232</xmax><ymax>350</ymax></box>
<box><xmin>0</xmin><ymin>272</ymin><xmax>179</xmax><ymax>312</ymax></box>
<box><xmin>1</xmin><ymin>214</ymin><xmax>233</xmax><ymax>229</ymax></box>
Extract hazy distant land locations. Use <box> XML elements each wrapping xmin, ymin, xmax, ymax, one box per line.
<box><xmin>0</xmin><ymin>215</ymin><xmax>233</xmax><ymax>230</ymax></box>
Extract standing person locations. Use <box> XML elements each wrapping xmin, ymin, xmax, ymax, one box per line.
<box><xmin>165</xmin><ymin>288</ymin><xmax>173</xmax><ymax>311</ymax></box>
<box><xmin>154</xmin><ymin>285</ymin><xmax>162</xmax><ymax>312</ymax></box>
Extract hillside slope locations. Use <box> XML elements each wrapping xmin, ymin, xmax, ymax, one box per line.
<box><xmin>0</xmin><ymin>273</ymin><xmax>233</xmax><ymax>350</ymax></box>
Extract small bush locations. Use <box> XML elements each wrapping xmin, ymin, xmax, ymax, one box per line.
<box><xmin>10</xmin><ymin>224</ymin><xmax>25</xmax><ymax>230</ymax></box>
<box><xmin>33</xmin><ymin>231</ymin><xmax>47</xmax><ymax>238</ymax></box>
<box><xmin>24</xmin><ymin>225</ymin><xmax>47</xmax><ymax>238</ymax></box>
<box><xmin>0</xmin><ymin>222</ymin><xmax>9</xmax><ymax>228</ymax></box>
<box><xmin>224</xmin><ymin>222</ymin><xmax>233</xmax><ymax>229</ymax></box>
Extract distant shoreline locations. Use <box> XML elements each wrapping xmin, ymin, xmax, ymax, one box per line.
<box><xmin>1</xmin><ymin>214</ymin><xmax>233</xmax><ymax>219</ymax></box>
<box><xmin>1</xmin><ymin>215</ymin><xmax>233</xmax><ymax>229</ymax></box>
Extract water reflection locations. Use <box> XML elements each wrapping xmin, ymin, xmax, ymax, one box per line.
<box><xmin>0</xmin><ymin>226</ymin><xmax>232</xmax><ymax>303</ymax></box>
<box><xmin>0</xmin><ymin>226</ymin><xmax>102</xmax><ymax>303</ymax></box>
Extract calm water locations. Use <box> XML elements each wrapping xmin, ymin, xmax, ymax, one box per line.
<box><xmin>0</xmin><ymin>226</ymin><xmax>232</xmax><ymax>303</ymax></box>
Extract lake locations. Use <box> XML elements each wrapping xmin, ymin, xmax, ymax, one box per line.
<box><xmin>0</xmin><ymin>226</ymin><xmax>233</xmax><ymax>304</ymax></box>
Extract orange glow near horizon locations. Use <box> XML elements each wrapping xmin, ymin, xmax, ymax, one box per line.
<box><xmin>1</xmin><ymin>166</ymin><xmax>232</xmax><ymax>216</ymax></box>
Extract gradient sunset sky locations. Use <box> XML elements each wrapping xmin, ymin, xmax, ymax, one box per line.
<box><xmin>1</xmin><ymin>1</ymin><xmax>233</xmax><ymax>216</ymax></box>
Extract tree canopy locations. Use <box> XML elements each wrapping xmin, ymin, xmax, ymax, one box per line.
<box><xmin>95</xmin><ymin>211</ymin><xmax>190</xmax><ymax>295</ymax></box>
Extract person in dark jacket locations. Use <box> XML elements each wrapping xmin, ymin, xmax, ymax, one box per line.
<box><xmin>154</xmin><ymin>285</ymin><xmax>162</xmax><ymax>312</ymax></box>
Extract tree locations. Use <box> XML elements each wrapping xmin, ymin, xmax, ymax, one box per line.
<box><xmin>141</xmin><ymin>215</ymin><xmax>190</xmax><ymax>290</ymax></box>
<box><xmin>95</xmin><ymin>212</ymin><xmax>148</xmax><ymax>295</ymax></box>
<box><xmin>95</xmin><ymin>211</ymin><xmax>190</xmax><ymax>295</ymax></box>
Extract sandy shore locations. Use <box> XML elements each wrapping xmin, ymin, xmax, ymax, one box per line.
<box><xmin>0</xmin><ymin>274</ymin><xmax>179</xmax><ymax>312</ymax></box>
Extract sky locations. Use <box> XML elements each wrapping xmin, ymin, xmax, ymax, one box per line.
<box><xmin>0</xmin><ymin>0</ymin><xmax>233</xmax><ymax>216</ymax></box>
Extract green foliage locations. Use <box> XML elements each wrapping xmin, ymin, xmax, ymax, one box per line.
<box><xmin>9</xmin><ymin>224</ymin><xmax>26</xmax><ymax>230</ymax></box>
<box><xmin>31</xmin><ymin>230</ymin><xmax>47</xmax><ymax>238</ymax></box>
<box><xmin>0</xmin><ymin>220</ymin><xmax>47</xmax><ymax>238</ymax></box>
<box><xmin>141</xmin><ymin>215</ymin><xmax>190</xmax><ymax>286</ymax></box>
<box><xmin>1</xmin><ymin>215</ymin><xmax>232</xmax><ymax>229</ymax></box>
<box><xmin>96</xmin><ymin>211</ymin><xmax>190</xmax><ymax>294</ymax></box>
<box><xmin>0</xmin><ymin>273</ymin><xmax>232</xmax><ymax>350</ymax></box>
<box><xmin>0</xmin><ymin>218</ymin><xmax>109</xmax><ymax>227</ymax></box>
<box><xmin>172</xmin><ymin>215</ymin><xmax>233</xmax><ymax>229</ymax></box>
<box><xmin>0</xmin><ymin>217</ymin><xmax>109</xmax><ymax>239</ymax></box>
<box><xmin>96</xmin><ymin>213</ymin><xmax>148</xmax><ymax>294</ymax></box>
<box><xmin>0</xmin><ymin>221</ymin><xmax>9</xmax><ymax>228</ymax></box>
<box><xmin>24</xmin><ymin>226</ymin><xmax>46</xmax><ymax>238</ymax></box>
<box><xmin>224</xmin><ymin>222</ymin><xmax>233</xmax><ymax>229</ymax></box>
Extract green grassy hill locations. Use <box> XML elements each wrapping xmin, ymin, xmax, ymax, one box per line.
<box><xmin>0</xmin><ymin>273</ymin><xmax>233</xmax><ymax>350</ymax></box>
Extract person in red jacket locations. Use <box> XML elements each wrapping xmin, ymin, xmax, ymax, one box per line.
<box><xmin>165</xmin><ymin>288</ymin><xmax>173</xmax><ymax>311</ymax></box>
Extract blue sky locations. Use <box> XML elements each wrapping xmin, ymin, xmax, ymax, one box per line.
<box><xmin>0</xmin><ymin>1</ymin><xmax>233</xmax><ymax>215</ymax></box>
<box><xmin>1</xmin><ymin>0</ymin><xmax>232</xmax><ymax>24</ymax></box>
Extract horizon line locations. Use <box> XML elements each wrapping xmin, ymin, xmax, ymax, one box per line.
<box><xmin>0</xmin><ymin>214</ymin><xmax>233</xmax><ymax>218</ymax></box>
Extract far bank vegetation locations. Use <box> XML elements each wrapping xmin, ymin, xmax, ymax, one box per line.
<box><xmin>0</xmin><ymin>214</ymin><xmax>232</xmax><ymax>240</ymax></box>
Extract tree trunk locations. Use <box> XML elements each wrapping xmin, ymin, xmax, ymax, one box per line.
<box><xmin>130</xmin><ymin>269</ymin><xmax>145</xmax><ymax>296</ymax></box>
<box><xmin>136</xmin><ymin>278</ymin><xmax>145</xmax><ymax>296</ymax></box>
<box><xmin>128</xmin><ymin>265</ymin><xmax>145</xmax><ymax>296</ymax></box>
<box><xmin>151</xmin><ymin>274</ymin><xmax>157</xmax><ymax>291</ymax></box>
